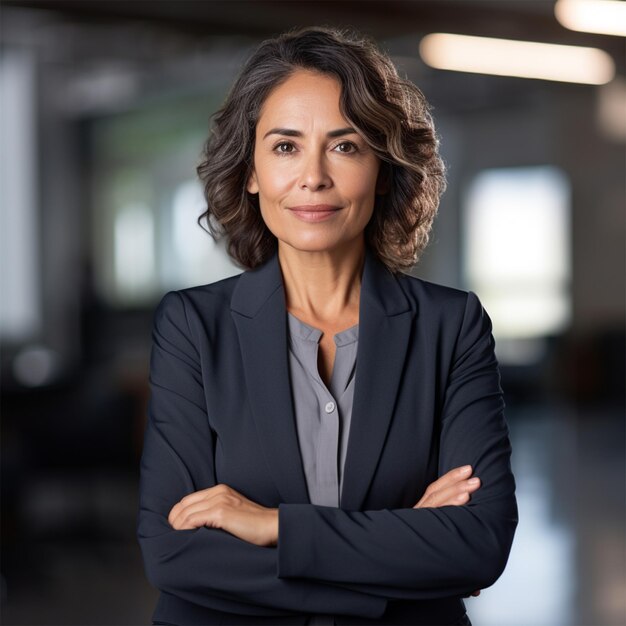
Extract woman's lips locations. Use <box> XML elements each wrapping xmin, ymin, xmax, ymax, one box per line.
<box><xmin>288</xmin><ymin>205</ymin><xmax>342</xmax><ymax>223</ymax></box>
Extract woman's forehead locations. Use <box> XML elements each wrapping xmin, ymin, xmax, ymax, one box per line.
<box><xmin>257</xmin><ymin>71</ymin><xmax>347</xmax><ymax>131</ymax></box>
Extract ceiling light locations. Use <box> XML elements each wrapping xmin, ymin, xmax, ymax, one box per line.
<box><xmin>555</xmin><ymin>0</ymin><xmax>626</xmax><ymax>37</ymax></box>
<box><xmin>419</xmin><ymin>33</ymin><xmax>615</xmax><ymax>85</ymax></box>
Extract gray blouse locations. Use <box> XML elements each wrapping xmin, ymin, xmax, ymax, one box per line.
<box><xmin>286</xmin><ymin>312</ymin><xmax>359</xmax><ymax>625</ymax></box>
<box><xmin>286</xmin><ymin>312</ymin><xmax>359</xmax><ymax>508</ymax></box>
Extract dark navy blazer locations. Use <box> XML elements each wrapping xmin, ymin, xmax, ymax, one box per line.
<box><xmin>137</xmin><ymin>246</ymin><xmax>518</xmax><ymax>625</ymax></box>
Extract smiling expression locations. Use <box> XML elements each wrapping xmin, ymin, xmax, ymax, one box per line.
<box><xmin>247</xmin><ymin>69</ymin><xmax>385</xmax><ymax>255</ymax></box>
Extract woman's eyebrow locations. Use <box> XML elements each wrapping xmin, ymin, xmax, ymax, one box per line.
<box><xmin>262</xmin><ymin>127</ymin><xmax>357</xmax><ymax>140</ymax></box>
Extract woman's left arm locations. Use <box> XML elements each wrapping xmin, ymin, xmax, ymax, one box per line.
<box><xmin>276</xmin><ymin>291</ymin><xmax>519</xmax><ymax>600</ymax></box>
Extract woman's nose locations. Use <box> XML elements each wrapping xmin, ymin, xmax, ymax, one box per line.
<box><xmin>298</xmin><ymin>152</ymin><xmax>332</xmax><ymax>190</ymax></box>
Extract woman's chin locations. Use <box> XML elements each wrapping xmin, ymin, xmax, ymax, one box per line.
<box><xmin>279</xmin><ymin>236</ymin><xmax>360</xmax><ymax>256</ymax></box>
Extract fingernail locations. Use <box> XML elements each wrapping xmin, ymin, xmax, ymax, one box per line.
<box><xmin>468</xmin><ymin>477</ymin><xmax>480</xmax><ymax>485</ymax></box>
<box><xmin>460</xmin><ymin>465</ymin><xmax>472</xmax><ymax>474</ymax></box>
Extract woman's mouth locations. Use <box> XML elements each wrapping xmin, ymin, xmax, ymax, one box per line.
<box><xmin>288</xmin><ymin>205</ymin><xmax>342</xmax><ymax>222</ymax></box>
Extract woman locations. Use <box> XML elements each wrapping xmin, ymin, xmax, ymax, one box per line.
<box><xmin>137</xmin><ymin>26</ymin><xmax>518</xmax><ymax>626</ymax></box>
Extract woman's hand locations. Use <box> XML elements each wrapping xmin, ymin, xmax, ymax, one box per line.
<box><xmin>414</xmin><ymin>465</ymin><xmax>482</xmax><ymax>598</ymax></box>
<box><xmin>168</xmin><ymin>484</ymin><xmax>279</xmax><ymax>547</ymax></box>
<box><xmin>413</xmin><ymin>465</ymin><xmax>481</xmax><ymax>509</ymax></box>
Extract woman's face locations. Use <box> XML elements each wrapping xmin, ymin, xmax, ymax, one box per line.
<box><xmin>247</xmin><ymin>69</ymin><xmax>385</xmax><ymax>255</ymax></box>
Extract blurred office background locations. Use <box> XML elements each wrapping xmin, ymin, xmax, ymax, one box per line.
<box><xmin>1</xmin><ymin>1</ymin><xmax>624</xmax><ymax>624</ymax></box>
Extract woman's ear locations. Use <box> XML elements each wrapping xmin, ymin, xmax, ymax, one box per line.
<box><xmin>375</xmin><ymin>162</ymin><xmax>391</xmax><ymax>195</ymax></box>
<box><xmin>247</xmin><ymin>169</ymin><xmax>259</xmax><ymax>194</ymax></box>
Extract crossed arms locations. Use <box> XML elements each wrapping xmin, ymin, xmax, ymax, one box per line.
<box><xmin>137</xmin><ymin>291</ymin><xmax>518</xmax><ymax>617</ymax></box>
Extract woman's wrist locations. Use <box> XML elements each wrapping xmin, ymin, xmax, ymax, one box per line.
<box><xmin>267</xmin><ymin>508</ymin><xmax>279</xmax><ymax>547</ymax></box>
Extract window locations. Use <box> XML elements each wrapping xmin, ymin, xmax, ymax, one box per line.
<box><xmin>463</xmin><ymin>166</ymin><xmax>571</xmax><ymax>363</ymax></box>
<box><xmin>91</xmin><ymin>93</ymin><xmax>241</xmax><ymax>306</ymax></box>
<box><xmin>0</xmin><ymin>49</ymin><xmax>40</xmax><ymax>342</ymax></box>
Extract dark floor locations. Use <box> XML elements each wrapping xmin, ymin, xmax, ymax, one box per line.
<box><xmin>2</xmin><ymin>402</ymin><xmax>624</xmax><ymax>626</ymax></box>
<box><xmin>468</xmin><ymin>402</ymin><xmax>625</xmax><ymax>626</ymax></box>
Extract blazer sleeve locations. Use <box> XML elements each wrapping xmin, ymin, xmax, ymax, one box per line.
<box><xmin>277</xmin><ymin>290</ymin><xmax>519</xmax><ymax>600</ymax></box>
<box><xmin>136</xmin><ymin>291</ymin><xmax>387</xmax><ymax>618</ymax></box>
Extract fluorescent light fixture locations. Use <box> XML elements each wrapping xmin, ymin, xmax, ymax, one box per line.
<box><xmin>597</xmin><ymin>76</ymin><xmax>626</xmax><ymax>141</ymax></box>
<box><xmin>555</xmin><ymin>0</ymin><xmax>626</xmax><ymax>37</ymax></box>
<box><xmin>420</xmin><ymin>33</ymin><xmax>615</xmax><ymax>84</ymax></box>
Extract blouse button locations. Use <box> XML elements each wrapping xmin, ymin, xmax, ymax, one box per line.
<box><xmin>324</xmin><ymin>401</ymin><xmax>336</xmax><ymax>413</ymax></box>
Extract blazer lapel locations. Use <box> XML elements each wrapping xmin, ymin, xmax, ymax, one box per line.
<box><xmin>230</xmin><ymin>250</ymin><xmax>310</xmax><ymax>504</ymax></box>
<box><xmin>230</xmin><ymin>247</ymin><xmax>415</xmax><ymax>511</ymax></box>
<box><xmin>340</xmin><ymin>250</ymin><xmax>414</xmax><ymax>511</ymax></box>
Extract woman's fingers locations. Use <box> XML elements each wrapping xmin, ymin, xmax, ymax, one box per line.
<box><xmin>168</xmin><ymin>484</ymin><xmax>228</xmax><ymax>528</ymax></box>
<box><xmin>415</xmin><ymin>478</ymin><xmax>480</xmax><ymax>508</ymax></box>
<box><xmin>170</xmin><ymin>490</ymin><xmax>239</xmax><ymax>530</ymax></box>
<box><xmin>169</xmin><ymin>484</ymin><xmax>252</xmax><ymax>530</ymax></box>
<box><xmin>427</xmin><ymin>465</ymin><xmax>472</xmax><ymax>494</ymax></box>
<box><xmin>167</xmin><ymin>484</ymin><xmax>279</xmax><ymax>546</ymax></box>
<box><xmin>414</xmin><ymin>465</ymin><xmax>481</xmax><ymax>509</ymax></box>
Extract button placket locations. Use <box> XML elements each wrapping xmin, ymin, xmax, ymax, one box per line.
<box><xmin>286</xmin><ymin>311</ymin><xmax>358</xmax><ymax>510</ymax></box>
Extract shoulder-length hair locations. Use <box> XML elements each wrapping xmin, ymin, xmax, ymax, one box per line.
<box><xmin>196</xmin><ymin>26</ymin><xmax>446</xmax><ymax>273</ymax></box>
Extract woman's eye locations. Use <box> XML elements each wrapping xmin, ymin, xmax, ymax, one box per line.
<box><xmin>274</xmin><ymin>142</ymin><xmax>295</xmax><ymax>154</ymax></box>
<box><xmin>334</xmin><ymin>141</ymin><xmax>358</xmax><ymax>154</ymax></box>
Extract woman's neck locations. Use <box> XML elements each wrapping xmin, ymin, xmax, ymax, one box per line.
<box><xmin>277</xmin><ymin>239</ymin><xmax>365</xmax><ymax>324</ymax></box>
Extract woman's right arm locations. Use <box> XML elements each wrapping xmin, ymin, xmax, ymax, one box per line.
<box><xmin>136</xmin><ymin>291</ymin><xmax>388</xmax><ymax>618</ymax></box>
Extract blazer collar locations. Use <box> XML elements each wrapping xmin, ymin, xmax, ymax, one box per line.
<box><xmin>230</xmin><ymin>246</ymin><xmax>415</xmax><ymax>510</ymax></box>
<box><xmin>231</xmin><ymin>246</ymin><xmax>411</xmax><ymax>319</ymax></box>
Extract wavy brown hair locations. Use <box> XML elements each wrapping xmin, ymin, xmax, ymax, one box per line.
<box><xmin>196</xmin><ymin>26</ymin><xmax>446</xmax><ymax>273</ymax></box>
